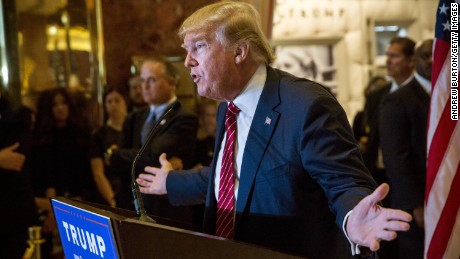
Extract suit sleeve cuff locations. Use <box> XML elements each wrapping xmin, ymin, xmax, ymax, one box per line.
<box><xmin>343</xmin><ymin>210</ymin><xmax>361</xmax><ymax>256</ymax></box>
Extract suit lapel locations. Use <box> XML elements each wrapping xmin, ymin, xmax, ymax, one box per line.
<box><xmin>235</xmin><ymin>67</ymin><xmax>281</xmax><ymax>226</ymax></box>
<box><xmin>150</xmin><ymin>101</ymin><xmax>180</xmax><ymax>136</ymax></box>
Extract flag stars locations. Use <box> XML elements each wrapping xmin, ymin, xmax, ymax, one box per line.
<box><xmin>442</xmin><ymin>20</ymin><xmax>451</xmax><ymax>31</ymax></box>
<box><xmin>439</xmin><ymin>3</ymin><xmax>449</xmax><ymax>15</ymax></box>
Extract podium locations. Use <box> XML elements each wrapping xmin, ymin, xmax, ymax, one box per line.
<box><xmin>51</xmin><ymin>197</ymin><xmax>301</xmax><ymax>258</ymax></box>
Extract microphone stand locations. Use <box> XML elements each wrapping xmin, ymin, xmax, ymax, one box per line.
<box><xmin>131</xmin><ymin>102</ymin><xmax>180</xmax><ymax>223</ymax></box>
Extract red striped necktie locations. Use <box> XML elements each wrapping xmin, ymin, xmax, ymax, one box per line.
<box><xmin>216</xmin><ymin>102</ymin><xmax>240</xmax><ymax>238</ymax></box>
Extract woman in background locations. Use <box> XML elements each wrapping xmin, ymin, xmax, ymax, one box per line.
<box><xmin>31</xmin><ymin>87</ymin><xmax>94</xmax><ymax>258</ymax></box>
<box><xmin>32</xmin><ymin>87</ymin><xmax>94</xmax><ymax>201</ymax></box>
<box><xmin>193</xmin><ymin>98</ymin><xmax>218</xmax><ymax>168</ymax></box>
<box><xmin>90</xmin><ymin>85</ymin><xmax>129</xmax><ymax>208</ymax></box>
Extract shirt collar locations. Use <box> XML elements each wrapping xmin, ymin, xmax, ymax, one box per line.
<box><xmin>414</xmin><ymin>72</ymin><xmax>431</xmax><ymax>95</ymax></box>
<box><xmin>390</xmin><ymin>73</ymin><xmax>414</xmax><ymax>93</ymax></box>
<box><xmin>232</xmin><ymin>64</ymin><xmax>266</xmax><ymax>116</ymax></box>
<box><xmin>150</xmin><ymin>96</ymin><xmax>177</xmax><ymax>117</ymax></box>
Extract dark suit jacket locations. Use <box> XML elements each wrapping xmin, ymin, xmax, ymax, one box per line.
<box><xmin>166</xmin><ymin>67</ymin><xmax>377</xmax><ymax>258</ymax></box>
<box><xmin>110</xmin><ymin>100</ymin><xmax>199</xmax><ymax>222</ymax></box>
<box><xmin>111</xmin><ymin>100</ymin><xmax>198</xmax><ymax>172</ymax></box>
<box><xmin>363</xmin><ymin>83</ymin><xmax>391</xmax><ymax>174</ymax></box>
<box><xmin>0</xmin><ymin>102</ymin><xmax>38</xmax><ymax>258</ymax></box>
<box><xmin>379</xmin><ymin>78</ymin><xmax>428</xmax><ymax>258</ymax></box>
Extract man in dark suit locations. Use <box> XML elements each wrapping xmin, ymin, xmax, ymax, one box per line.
<box><xmin>379</xmin><ymin>39</ymin><xmax>433</xmax><ymax>259</ymax></box>
<box><xmin>127</xmin><ymin>75</ymin><xmax>147</xmax><ymax>112</ymax></box>
<box><xmin>136</xmin><ymin>2</ymin><xmax>412</xmax><ymax>258</ymax></box>
<box><xmin>363</xmin><ymin>37</ymin><xmax>416</xmax><ymax>187</ymax></box>
<box><xmin>0</xmin><ymin>88</ymin><xmax>38</xmax><ymax>258</ymax></box>
<box><xmin>109</xmin><ymin>57</ymin><xmax>199</xmax><ymax>223</ymax></box>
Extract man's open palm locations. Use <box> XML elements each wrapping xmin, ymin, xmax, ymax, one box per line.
<box><xmin>346</xmin><ymin>183</ymin><xmax>412</xmax><ymax>251</ymax></box>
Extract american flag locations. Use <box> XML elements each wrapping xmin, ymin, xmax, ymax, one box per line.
<box><xmin>425</xmin><ymin>0</ymin><xmax>460</xmax><ymax>258</ymax></box>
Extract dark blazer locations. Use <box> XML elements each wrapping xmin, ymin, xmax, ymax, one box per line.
<box><xmin>166</xmin><ymin>67</ymin><xmax>377</xmax><ymax>258</ymax></box>
<box><xmin>363</xmin><ymin>82</ymin><xmax>391</xmax><ymax>184</ymax></box>
<box><xmin>379</xmin><ymin>78</ymin><xmax>428</xmax><ymax>259</ymax></box>
<box><xmin>110</xmin><ymin>100</ymin><xmax>199</xmax><ymax>223</ymax></box>
<box><xmin>111</xmin><ymin>100</ymin><xmax>199</xmax><ymax>172</ymax></box>
<box><xmin>0</xmin><ymin>102</ymin><xmax>38</xmax><ymax>258</ymax></box>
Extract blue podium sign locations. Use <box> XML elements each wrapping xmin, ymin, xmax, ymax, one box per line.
<box><xmin>51</xmin><ymin>199</ymin><xmax>119</xmax><ymax>259</ymax></box>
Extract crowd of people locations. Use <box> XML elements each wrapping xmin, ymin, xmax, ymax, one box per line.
<box><xmin>353</xmin><ymin>38</ymin><xmax>433</xmax><ymax>259</ymax></box>
<box><xmin>0</xmin><ymin>57</ymin><xmax>218</xmax><ymax>258</ymax></box>
<box><xmin>0</xmin><ymin>2</ymin><xmax>434</xmax><ymax>258</ymax></box>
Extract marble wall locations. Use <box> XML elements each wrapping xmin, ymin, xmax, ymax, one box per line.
<box><xmin>271</xmin><ymin>0</ymin><xmax>437</xmax><ymax>121</ymax></box>
<box><xmin>102</xmin><ymin>0</ymin><xmax>218</xmax><ymax>88</ymax></box>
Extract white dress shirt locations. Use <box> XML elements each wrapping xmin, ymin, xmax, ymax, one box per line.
<box><xmin>414</xmin><ymin>72</ymin><xmax>431</xmax><ymax>95</ymax></box>
<box><xmin>389</xmin><ymin>73</ymin><xmax>414</xmax><ymax>93</ymax></box>
<box><xmin>149</xmin><ymin>96</ymin><xmax>177</xmax><ymax>121</ymax></box>
<box><xmin>214</xmin><ymin>64</ymin><xmax>266</xmax><ymax>201</ymax></box>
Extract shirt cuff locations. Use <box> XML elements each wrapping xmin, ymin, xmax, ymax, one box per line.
<box><xmin>343</xmin><ymin>210</ymin><xmax>361</xmax><ymax>255</ymax></box>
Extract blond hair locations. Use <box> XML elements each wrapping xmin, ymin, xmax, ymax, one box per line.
<box><xmin>178</xmin><ymin>1</ymin><xmax>275</xmax><ymax>64</ymax></box>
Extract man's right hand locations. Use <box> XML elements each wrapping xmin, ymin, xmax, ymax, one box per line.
<box><xmin>136</xmin><ymin>153</ymin><xmax>172</xmax><ymax>195</ymax></box>
<box><xmin>0</xmin><ymin>142</ymin><xmax>25</xmax><ymax>172</ymax></box>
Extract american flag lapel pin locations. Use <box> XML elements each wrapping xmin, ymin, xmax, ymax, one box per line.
<box><xmin>264</xmin><ymin>116</ymin><xmax>271</xmax><ymax>125</ymax></box>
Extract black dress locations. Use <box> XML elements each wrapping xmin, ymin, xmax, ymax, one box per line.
<box><xmin>32</xmin><ymin>126</ymin><xmax>95</xmax><ymax>200</ymax></box>
<box><xmin>89</xmin><ymin>125</ymin><xmax>130</xmax><ymax>208</ymax></box>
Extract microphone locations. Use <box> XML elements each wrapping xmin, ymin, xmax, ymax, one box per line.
<box><xmin>131</xmin><ymin>101</ymin><xmax>181</xmax><ymax>222</ymax></box>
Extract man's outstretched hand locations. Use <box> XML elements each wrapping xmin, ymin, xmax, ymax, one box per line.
<box><xmin>136</xmin><ymin>153</ymin><xmax>172</xmax><ymax>195</ymax></box>
<box><xmin>346</xmin><ymin>183</ymin><xmax>412</xmax><ymax>251</ymax></box>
